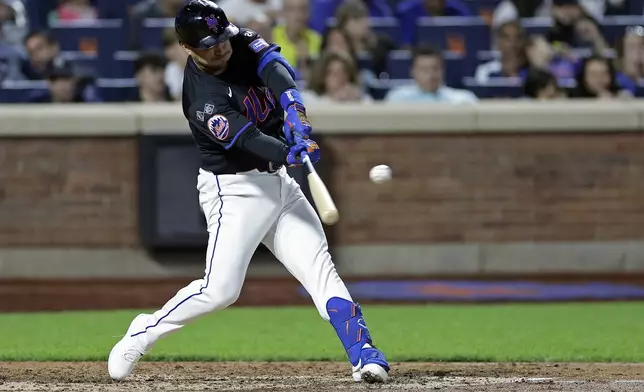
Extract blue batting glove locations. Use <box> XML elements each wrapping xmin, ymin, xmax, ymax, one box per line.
<box><xmin>286</xmin><ymin>139</ymin><xmax>320</xmax><ymax>167</ymax></box>
<box><xmin>284</xmin><ymin>103</ymin><xmax>311</xmax><ymax>145</ymax></box>
<box><xmin>281</xmin><ymin>89</ymin><xmax>311</xmax><ymax>145</ymax></box>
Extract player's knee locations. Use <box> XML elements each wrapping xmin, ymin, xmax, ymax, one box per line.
<box><xmin>202</xmin><ymin>282</ymin><xmax>241</xmax><ymax>310</ymax></box>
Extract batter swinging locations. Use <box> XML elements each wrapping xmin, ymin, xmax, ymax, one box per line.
<box><xmin>108</xmin><ymin>0</ymin><xmax>390</xmax><ymax>384</ymax></box>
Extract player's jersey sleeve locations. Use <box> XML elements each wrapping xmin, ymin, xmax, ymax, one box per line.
<box><xmin>237</xmin><ymin>28</ymin><xmax>281</xmax><ymax>72</ymax></box>
<box><xmin>189</xmin><ymin>92</ymin><xmax>254</xmax><ymax>150</ymax></box>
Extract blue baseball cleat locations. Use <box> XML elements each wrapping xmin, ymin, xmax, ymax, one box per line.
<box><xmin>326</xmin><ymin>297</ymin><xmax>390</xmax><ymax>383</ymax></box>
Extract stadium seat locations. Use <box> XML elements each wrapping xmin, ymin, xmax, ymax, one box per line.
<box><xmin>370</xmin><ymin>17</ymin><xmax>402</xmax><ymax>44</ymax></box>
<box><xmin>50</xmin><ymin>19</ymin><xmax>126</xmax><ymax>77</ymax></box>
<box><xmin>96</xmin><ymin>0</ymin><xmax>140</xmax><ymax>19</ymax></box>
<box><xmin>601</xmin><ymin>16</ymin><xmax>644</xmax><ymax>46</ymax></box>
<box><xmin>0</xmin><ymin>80</ymin><xmax>47</xmax><ymax>103</ymax></box>
<box><xmin>96</xmin><ymin>78</ymin><xmax>139</xmax><ymax>102</ymax></box>
<box><xmin>386</xmin><ymin>50</ymin><xmax>470</xmax><ymax>88</ymax></box>
<box><xmin>140</xmin><ymin>18</ymin><xmax>175</xmax><ymax>50</ymax></box>
<box><xmin>416</xmin><ymin>17</ymin><xmax>491</xmax><ymax>54</ymax></box>
<box><xmin>521</xmin><ymin>17</ymin><xmax>551</xmax><ymax>37</ymax></box>
<box><xmin>462</xmin><ymin>77</ymin><xmax>523</xmax><ymax>98</ymax></box>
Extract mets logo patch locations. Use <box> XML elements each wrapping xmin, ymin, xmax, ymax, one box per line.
<box><xmin>207</xmin><ymin>114</ymin><xmax>230</xmax><ymax>140</ymax></box>
<box><xmin>249</xmin><ymin>38</ymin><xmax>269</xmax><ymax>53</ymax></box>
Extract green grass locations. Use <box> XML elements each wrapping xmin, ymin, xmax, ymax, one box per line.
<box><xmin>1</xmin><ymin>303</ymin><xmax>643</xmax><ymax>362</ymax></box>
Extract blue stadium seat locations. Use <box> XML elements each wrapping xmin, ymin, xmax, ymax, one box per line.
<box><xmin>96</xmin><ymin>78</ymin><xmax>138</xmax><ymax>102</ymax></box>
<box><xmin>0</xmin><ymin>80</ymin><xmax>47</xmax><ymax>103</ymax></box>
<box><xmin>416</xmin><ymin>17</ymin><xmax>491</xmax><ymax>54</ymax></box>
<box><xmin>60</xmin><ymin>51</ymin><xmax>100</xmax><ymax>78</ymax></box>
<box><xmin>370</xmin><ymin>17</ymin><xmax>401</xmax><ymax>44</ymax></box>
<box><xmin>464</xmin><ymin>0</ymin><xmax>502</xmax><ymax>17</ymax></box>
<box><xmin>601</xmin><ymin>16</ymin><xmax>644</xmax><ymax>46</ymax></box>
<box><xmin>521</xmin><ymin>17</ymin><xmax>551</xmax><ymax>37</ymax></box>
<box><xmin>386</xmin><ymin>50</ymin><xmax>469</xmax><ymax>88</ymax></box>
<box><xmin>462</xmin><ymin>77</ymin><xmax>523</xmax><ymax>98</ymax></box>
<box><xmin>50</xmin><ymin>19</ymin><xmax>126</xmax><ymax>77</ymax></box>
<box><xmin>96</xmin><ymin>0</ymin><xmax>140</xmax><ymax>19</ymax></box>
<box><xmin>140</xmin><ymin>18</ymin><xmax>174</xmax><ymax>50</ymax></box>
<box><xmin>113</xmin><ymin>51</ymin><xmax>139</xmax><ymax>78</ymax></box>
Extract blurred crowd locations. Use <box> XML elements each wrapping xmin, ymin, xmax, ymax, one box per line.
<box><xmin>0</xmin><ymin>0</ymin><xmax>643</xmax><ymax>104</ymax></box>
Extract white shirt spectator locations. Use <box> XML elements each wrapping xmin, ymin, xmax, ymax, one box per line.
<box><xmin>218</xmin><ymin>0</ymin><xmax>283</xmax><ymax>25</ymax></box>
<box><xmin>384</xmin><ymin>84</ymin><xmax>478</xmax><ymax>103</ymax></box>
<box><xmin>164</xmin><ymin>61</ymin><xmax>183</xmax><ymax>100</ymax></box>
<box><xmin>475</xmin><ymin>59</ymin><xmax>502</xmax><ymax>83</ymax></box>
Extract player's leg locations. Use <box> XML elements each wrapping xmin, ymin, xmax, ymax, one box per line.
<box><xmin>261</xmin><ymin>169</ymin><xmax>389</xmax><ymax>383</ymax></box>
<box><xmin>109</xmin><ymin>169</ymin><xmax>282</xmax><ymax>380</ymax></box>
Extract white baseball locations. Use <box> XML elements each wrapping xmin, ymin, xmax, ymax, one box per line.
<box><xmin>369</xmin><ymin>164</ymin><xmax>392</xmax><ymax>183</ymax></box>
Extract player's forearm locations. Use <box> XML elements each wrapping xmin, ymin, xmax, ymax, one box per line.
<box><xmin>235</xmin><ymin>126</ymin><xmax>289</xmax><ymax>164</ymax></box>
<box><xmin>258</xmin><ymin>59</ymin><xmax>304</xmax><ymax>111</ymax></box>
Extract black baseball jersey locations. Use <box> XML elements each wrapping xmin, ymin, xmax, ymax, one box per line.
<box><xmin>181</xmin><ymin>28</ymin><xmax>287</xmax><ymax>174</ymax></box>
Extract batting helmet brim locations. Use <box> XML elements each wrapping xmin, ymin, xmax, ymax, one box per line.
<box><xmin>193</xmin><ymin>24</ymin><xmax>239</xmax><ymax>50</ymax></box>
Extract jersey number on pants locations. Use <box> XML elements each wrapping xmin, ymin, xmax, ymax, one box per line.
<box><xmin>243</xmin><ymin>86</ymin><xmax>276</xmax><ymax>126</ymax></box>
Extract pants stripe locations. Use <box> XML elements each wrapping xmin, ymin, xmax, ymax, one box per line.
<box><xmin>130</xmin><ymin>176</ymin><xmax>223</xmax><ymax>337</ymax></box>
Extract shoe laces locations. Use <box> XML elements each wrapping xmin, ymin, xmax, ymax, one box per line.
<box><xmin>123</xmin><ymin>346</ymin><xmax>144</xmax><ymax>363</ymax></box>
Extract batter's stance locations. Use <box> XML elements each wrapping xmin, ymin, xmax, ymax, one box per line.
<box><xmin>108</xmin><ymin>0</ymin><xmax>390</xmax><ymax>384</ymax></box>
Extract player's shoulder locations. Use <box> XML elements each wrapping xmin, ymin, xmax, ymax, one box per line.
<box><xmin>232</xmin><ymin>28</ymin><xmax>272</xmax><ymax>54</ymax></box>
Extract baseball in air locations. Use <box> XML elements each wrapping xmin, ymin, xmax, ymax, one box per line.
<box><xmin>369</xmin><ymin>165</ymin><xmax>392</xmax><ymax>183</ymax></box>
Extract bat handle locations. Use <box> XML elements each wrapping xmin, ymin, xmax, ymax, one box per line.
<box><xmin>302</xmin><ymin>154</ymin><xmax>315</xmax><ymax>172</ymax></box>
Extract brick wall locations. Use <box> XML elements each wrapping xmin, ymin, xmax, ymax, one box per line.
<box><xmin>0</xmin><ymin>138</ymin><xmax>137</xmax><ymax>246</ymax></box>
<box><xmin>1</xmin><ymin>133</ymin><xmax>643</xmax><ymax>248</ymax></box>
<box><xmin>324</xmin><ymin>132</ymin><xmax>644</xmax><ymax>244</ymax></box>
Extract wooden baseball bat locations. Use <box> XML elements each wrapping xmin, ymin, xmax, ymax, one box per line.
<box><xmin>302</xmin><ymin>155</ymin><xmax>339</xmax><ymax>225</ymax></box>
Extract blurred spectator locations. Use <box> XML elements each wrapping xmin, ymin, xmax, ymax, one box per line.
<box><xmin>162</xmin><ymin>27</ymin><xmax>188</xmax><ymax>101</ymax></box>
<box><xmin>614</xmin><ymin>29</ymin><xmax>644</xmax><ymax>94</ymax></box>
<box><xmin>493</xmin><ymin>0</ymin><xmax>610</xmax><ymax>27</ymax></box>
<box><xmin>321</xmin><ymin>27</ymin><xmax>357</xmax><ymax>59</ymax></box>
<box><xmin>29</xmin><ymin>60</ymin><xmax>101</xmax><ymax>103</ymax></box>
<box><xmin>0</xmin><ymin>42</ymin><xmax>23</xmax><ymax>81</ymax></box>
<box><xmin>525</xmin><ymin>35</ymin><xmax>576</xmax><ymax>79</ymax></box>
<box><xmin>219</xmin><ymin>0</ymin><xmax>282</xmax><ymax>26</ymax></box>
<box><xmin>129</xmin><ymin>0</ymin><xmax>185</xmax><ymax>49</ymax></box>
<box><xmin>493</xmin><ymin>0</ymin><xmax>544</xmax><ymax>26</ymax></box>
<box><xmin>272</xmin><ymin>0</ymin><xmax>321</xmax><ymax>81</ymax></box>
<box><xmin>21</xmin><ymin>30</ymin><xmax>63</xmax><ymax>80</ymax></box>
<box><xmin>309</xmin><ymin>0</ymin><xmax>393</xmax><ymax>34</ymax></box>
<box><xmin>475</xmin><ymin>20</ymin><xmax>527</xmax><ymax>83</ymax></box>
<box><xmin>385</xmin><ymin>45</ymin><xmax>478</xmax><ymax>103</ymax></box>
<box><xmin>570</xmin><ymin>55</ymin><xmax>632</xmax><ymax>99</ymax></box>
<box><xmin>546</xmin><ymin>0</ymin><xmax>609</xmax><ymax>55</ymax></box>
<box><xmin>48</xmin><ymin>0</ymin><xmax>99</xmax><ymax>25</ymax></box>
<box><xmin>335</xmin><ymin>0</ymin><xmax>397</xmax><ymax>78</ymax></box>
<box><xmin>0</xmin><ymin>0</ymin><xmax>28</xmax><ymax>47</ymax></box>
<box><xmin>131</xmin><ymin>51</ymin><xmax>173</xmax><ymax>102</ymax></box>
<box><xmin>523</xmin><ymin>68</ymin><xmax>565</xmax><ymax>99</ymax></box>
<box><xmin>246</xmin><ymin>13</ymin><xmax>273</xmax><ymax>42</ymax></box>
<box><xmin>301</xmin><ymin>50</ymin><xmax>371</xmax><ymax>103</ymax></box>
<box><xmin>397</xmin><ymin>0</ymin><xmax>473</xmax><ymax>46</ymax></box>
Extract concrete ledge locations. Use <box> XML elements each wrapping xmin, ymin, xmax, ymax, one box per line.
<box><xmin>2</xmin><ymin>242</ymin><xmax>643</xmax><ymax>278</ymax></box>
<box><xmin>0</xmin><ymin>104</ymin><xmax>138</xmax><ymax>136</ymax></box>
<box><xmin>2</xmin><ymin>101</ymin><xmax>644</xmax><ymax>136</ymax></box>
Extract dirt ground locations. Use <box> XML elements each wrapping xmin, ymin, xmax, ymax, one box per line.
<box><xmin>1</xmin><ymin>362</ymin><xmax>644</xmax><ymax>391</ymax></box>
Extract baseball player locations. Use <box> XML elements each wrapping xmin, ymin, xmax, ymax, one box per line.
<box><xmin>108</xmin><ymin>0</ymin><xmax>389</xmax><ymax>384</ymax></box>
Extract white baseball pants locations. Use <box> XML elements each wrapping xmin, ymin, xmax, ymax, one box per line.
<box><xmin>131</xmin><ymin>166</ymin><xmax>353</xmax><ymax>348</ymax></box>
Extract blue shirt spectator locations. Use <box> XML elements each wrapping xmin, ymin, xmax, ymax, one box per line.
<box><xmin>309</xmin><ymin>0</ymin><xmax>393</xmax><ymax>34</ymax></box>
<box><xmin>396</xmin><ymin>0</ymin><xmax>472</xmax><ymax>46</ymax></box>
<box><xmin>385</xmin><ymin>45</ymin><xmax>477</xmax><ymax>103</ymax></box>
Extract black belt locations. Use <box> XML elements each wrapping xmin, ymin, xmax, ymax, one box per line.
<box><xmin>267</xmin><ymin>162</ymin><xmax>283</xmax><ymax>173</ymax></box>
